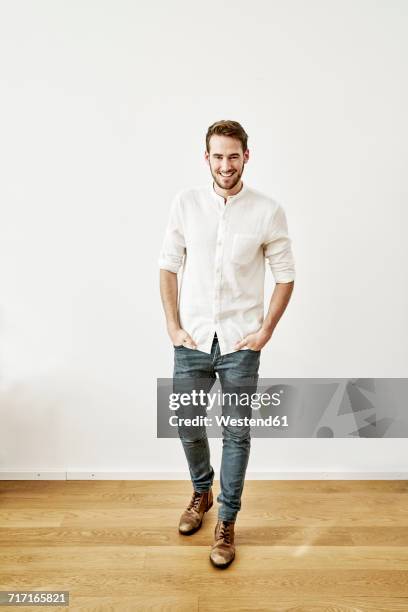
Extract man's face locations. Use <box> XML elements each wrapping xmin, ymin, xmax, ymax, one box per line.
<box><xmin>205</xmin><ymin>135</ymin><xmax>249</xmax><ymax>191</ymax></box>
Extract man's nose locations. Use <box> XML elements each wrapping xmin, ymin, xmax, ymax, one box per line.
<box><xmin>221</xmin><ymin>160</ymin><xmax>232</xmax><ymax>171</ymax></box>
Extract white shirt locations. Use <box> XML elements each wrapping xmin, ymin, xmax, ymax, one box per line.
<box><xmin>159</xmin><ymin>181</ymin><xmax>295</xmax><ymax>356</ymax></box>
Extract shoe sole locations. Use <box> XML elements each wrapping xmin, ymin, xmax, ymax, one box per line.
<box><xmin>178</xmin><ymin>500</ymin><xmax>213</xmax><ymax>536</ymax></box>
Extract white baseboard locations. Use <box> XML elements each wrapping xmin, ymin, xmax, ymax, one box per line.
<box><xmin>0</xmin><ymin>471</ymin><xmax>407</xmax><ymax>480</ymax></box>
<box><xmin>0</xmin><ymin>471</ymin><xmax>66</xmax><ymax>480</ymax></box>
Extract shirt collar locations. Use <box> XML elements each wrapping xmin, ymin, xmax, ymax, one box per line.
<box><xmin>209</xmin><ymin>180</ymin><xmax>248</xmax><ymax>205</ymax></box>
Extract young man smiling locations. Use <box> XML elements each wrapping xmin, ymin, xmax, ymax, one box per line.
<box><xmin>159</xmin><ymin>120</ymin><xmax>295</xmax><ymax>568</ymax></box>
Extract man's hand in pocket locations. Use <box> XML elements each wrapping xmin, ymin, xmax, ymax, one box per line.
<box><xmin>169</xmin><ymin>327</ymin><xmax>197</xmax><ymax>349</ymax></box>
<box><xmin>234</xmin><ymin>327</ymin><xmax>272</xmax><ymax>351</ymax></box>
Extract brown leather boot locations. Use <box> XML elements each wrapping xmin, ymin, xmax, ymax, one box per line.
<box><xmin>178</xmin><ymin>488</ymin><xmax>213</xmax><ymax>535</ymax></box>
<box><xmin>210</xmin><ymin>520</ymin><xmax>235</xmax><ymax>568</ymax></box>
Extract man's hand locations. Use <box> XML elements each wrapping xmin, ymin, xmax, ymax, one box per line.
<box><xmin>234</xmin><ymin>327</ymin><xmax>272</xmax><ymax>352</ymax></box>
<box><xmin>169</xmin><ymin>326</ymin><xmax>197</xmax><ymax>349</ymax></box>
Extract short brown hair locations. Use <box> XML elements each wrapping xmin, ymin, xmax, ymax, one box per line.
<box><xmin>206</xmin><ymin>120</ymin><xmax>248</xmax><ymax>153</ymax></box>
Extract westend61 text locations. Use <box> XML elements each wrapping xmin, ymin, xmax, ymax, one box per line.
<box><xmin>169</xmin><ymin>415</ymin><xmax>288</xmax><ymax>427</ymax></box>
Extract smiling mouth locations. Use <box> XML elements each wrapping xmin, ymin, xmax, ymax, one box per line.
<box><xmin>220</xmin><ymin>172</ymin><xmax>234</xmax><ymax>177</ymax></box>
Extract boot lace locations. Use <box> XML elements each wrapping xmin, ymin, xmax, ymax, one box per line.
<box><xmin>218</xmin><ymin>521</ymin><xmax>232</xmax><ymax>544</ymax></box>
<box><xmin>187</xmin><ymin>491</ymin><xmax>203</xmax><ymax>513</ymax></box>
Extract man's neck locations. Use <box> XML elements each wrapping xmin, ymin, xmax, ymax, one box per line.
<box><xmin>213</xmin><ymin>179</ymin><xmax>244</xmax><ymax>204</ymax></box>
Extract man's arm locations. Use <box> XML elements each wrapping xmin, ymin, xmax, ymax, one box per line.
<box><xmin>235</xmin><ymin>200</ymin><xmax>296</xmax><ymax>352</ymax></box>
<box><xmin>160</xmin><ymin>269</ymin><xmax>197</xmax><ymax>349</ymax></box>
<box><xmin>234</xmin><ymin>281</ymin><xmax>294</xmax><ymax>351</ymax></box>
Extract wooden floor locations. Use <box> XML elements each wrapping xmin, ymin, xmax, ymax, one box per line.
<box><xmin>1</xmin><ymin>480</ymin><xmax>408</xmax><ymax>611</ymax></box>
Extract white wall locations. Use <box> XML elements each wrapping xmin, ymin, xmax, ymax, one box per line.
<box><xmin>0</xmin><ymin>0</ymin><xmax>407</xmax><ymax>476</ymax></box>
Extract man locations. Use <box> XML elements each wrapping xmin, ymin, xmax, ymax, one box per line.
<box><xmin>159</xmin><ymin>120</ymin><xmax>295</xmax><ymax>568</ymax></box>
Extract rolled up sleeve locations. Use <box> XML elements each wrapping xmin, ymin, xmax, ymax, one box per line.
<box><xmin>263</xmin><ymin>204</ymin><xmax>295</xmax><ymax>283</ymax></box>
<box><xmin>158</xmin><ymin>193</ymin><xmax>186</xmax><ymax>273</ymax></box>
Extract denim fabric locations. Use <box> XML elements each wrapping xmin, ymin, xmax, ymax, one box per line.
<box><xmin>173</xmin><ymin>334</ymin><xmax>260</xmax><ymax>522</ymax></box>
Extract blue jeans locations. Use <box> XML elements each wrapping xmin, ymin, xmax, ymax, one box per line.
<box><xmin>173</xmin><ymin>333</ymin><xmax>260</xmax><ymax>522</ymax></box>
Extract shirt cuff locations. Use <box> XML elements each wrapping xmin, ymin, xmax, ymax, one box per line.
<box><xmin>158</xmin><ymin>255</ymin><xmax>183</xmax><ymax>273</ymax></box>
<box><xmin>268</xmin><ymin>263</ymin><xmax>296</xmax><ymax>283</ymax></box>
<box><xmin>274</xmin><ymin>274</ymin><xmax>295</xmax><ymax>283</ymax></box>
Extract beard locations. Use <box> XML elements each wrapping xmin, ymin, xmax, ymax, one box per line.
<box><xmin>211</xmin><ymin>162</ymin><xmax>245</xmax><ymax>191</ymax></box>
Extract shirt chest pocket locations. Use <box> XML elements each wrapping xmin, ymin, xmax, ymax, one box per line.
<box><xmin>231</xmin><ymin>233</ymin><xmax>260</xmax><ymax>265</ymax></box>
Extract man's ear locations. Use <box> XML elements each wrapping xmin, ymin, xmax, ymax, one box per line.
<box><xmin>204</xmin><ymin>150</ymin><xmax>209</xmax><ymax>164</ymax></box>
<box><xmin>243</xmin><ymin>149</ymin><xmax>250</xmax><ymax>164</ymax></box>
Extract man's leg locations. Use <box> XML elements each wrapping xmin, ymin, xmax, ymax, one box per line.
<box><xmin>173</xmin><ymin>336</ymin><xmax>218</xmax><ymax>533</ymax></box>
<box><xmin>216</xmin><ymin>349</ymin><xmax>260</xmax><ymax>521</ymax></box>
<box><xmin>209</xmin><ymin>348</ymin><xmax>260</xmax><ymax>566</ymax></box>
